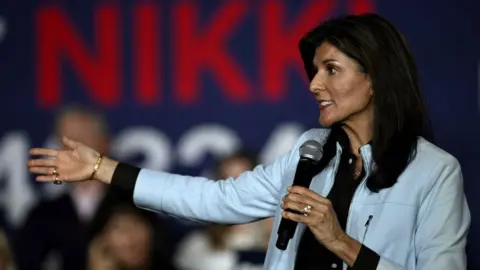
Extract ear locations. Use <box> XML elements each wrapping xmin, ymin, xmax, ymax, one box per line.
<box><xmin>367</xmin><ymin>77</ymin><xmax>373</xmax><ymax>96</ymax></box>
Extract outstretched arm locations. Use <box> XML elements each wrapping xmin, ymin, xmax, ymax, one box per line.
<box><xmin>106</xmin><ymin>153</ymin><xmax>292</xmax><ymax>224</ymax></box>
<box><xmin>29</xmin><ymin>131</ymin><xmax>325</xmax><ymax>224</ymax></box>
<box><xmin>92</xmin><ymin>131</ymin><xmax>311</xmax><ymax>224</ymax></box>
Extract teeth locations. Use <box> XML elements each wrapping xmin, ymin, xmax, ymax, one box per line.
<box><xmin>319</xmin><ymin>101</ymin><xmax>333</xmax><ymax>106</ymax></box>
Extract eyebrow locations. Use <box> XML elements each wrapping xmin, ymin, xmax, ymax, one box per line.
<box><xmin>322</xmin><ymin>58</ymin><xmax>339</xmax><ymax>64</ymax></box>
<box><xmin>313</xmin><ymin>58</ymin><xmax>339</xmax><ymax>66</ymax></box>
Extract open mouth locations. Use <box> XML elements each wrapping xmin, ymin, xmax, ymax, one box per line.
<box><xmin>318</xmin><ymin>100</ymin><xmax>333</xmax><ymax>109</ymax></box>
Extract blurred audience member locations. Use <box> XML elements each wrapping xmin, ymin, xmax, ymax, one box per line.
<box><xmin>88</xmin><ymin>204</ymin><xmax>175</xmax><ymax>270</ymax></box>
<box><xmin>174</xmin><ymin>150</ymin><xmax>272</xmax><ymax>270</ymax></box>
<box><xmin>215</xmin><ymin>151</ymin><xmax>273</xmax><ymax>250</ymax></box>
<box><xmin>0</xmin><ymin>229</ymin><xmax>16</xmax><ymax>270</ymax></box>
<box><xmin>14</xmin><ymin>105</ymin><xmax>112</xmax><ymax>270</ymax></box>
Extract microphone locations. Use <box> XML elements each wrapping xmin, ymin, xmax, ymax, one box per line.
<box><xmin>276</xmin><ymin>140</ymin><xmax>323</xmax><ymax>250</ymax></box>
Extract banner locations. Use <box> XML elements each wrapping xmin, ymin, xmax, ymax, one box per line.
<box><xmin>0</xmin><ymin>0</ymin><xmax>478</xmax><ymax>267</ymax></box>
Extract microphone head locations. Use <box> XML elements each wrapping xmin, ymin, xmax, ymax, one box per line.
<box><xmin>299</xmin><ymin>140</ymin><xmax>323</xmax><ymax>162</ymax></box>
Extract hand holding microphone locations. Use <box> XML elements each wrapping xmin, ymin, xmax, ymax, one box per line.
<box><xmin>281</xmin><ymin>186</ymin><xmax>346</xmax><ymax>249</ymax></box>
<box><xmin>276</xmin><ymin>140</ymin><xmax>347</xmax><ymax>251</ymax></box>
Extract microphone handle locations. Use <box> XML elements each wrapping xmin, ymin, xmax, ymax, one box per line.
<box><xmin>276</xmin><ymin>158</ymin><xmax>318</xmax><ymax>250</ymax></box>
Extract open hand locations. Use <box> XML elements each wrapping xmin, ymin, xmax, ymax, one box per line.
<box><xmin>27</xmin><ymin>136</ymin><xmax>100</xmax><ymax>182</ymax></box>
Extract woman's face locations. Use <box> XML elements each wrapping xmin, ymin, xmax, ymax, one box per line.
<box><xmin>309</xmin><ymin>42</ymin><xmax>373</xmax><ymax>127</ymax></box>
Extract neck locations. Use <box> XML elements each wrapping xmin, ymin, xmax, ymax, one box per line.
<box><xmin>340</xmin><ymin>113</ymin><xmax>373</xmax><ymax>157</ymax></box>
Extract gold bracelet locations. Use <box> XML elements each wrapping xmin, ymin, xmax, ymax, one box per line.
<box><xmin>91</xmin><ymin>155</ymin><xmax>103</xmax><ymax>180</ymax></box>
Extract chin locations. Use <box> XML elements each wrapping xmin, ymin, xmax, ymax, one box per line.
<box><xmin>318</xmin><ymin>116</ymin><xmax>336</xmax><ymax>128</ymax></box>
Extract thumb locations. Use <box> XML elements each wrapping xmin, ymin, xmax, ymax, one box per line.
<box><xmin>62</xmin><ymin>136</ymin><xmax>79</xmax><ymax>149</ymax></box>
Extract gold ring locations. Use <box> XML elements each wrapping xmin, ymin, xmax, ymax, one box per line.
<box><xmin>53</xmin><ymin>174</ymin><xmax>62</xmax><ymax>185</ymax></box>
<box><xmin>52</xmin><ymin>167</ymin><xmax>58</xmax><ymax>175</ymax></box>
<box><xmin>303</xmin><ymin>205</ymin><xmax>312</xmax><ymax>217</ymax></box>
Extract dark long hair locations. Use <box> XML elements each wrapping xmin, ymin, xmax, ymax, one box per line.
<box><xmin>299</xmin><ymin>13</ymin><xmax>433</xmax><ymax>192</ymax></box>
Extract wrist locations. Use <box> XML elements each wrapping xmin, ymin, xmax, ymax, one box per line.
<box><xmin>327</xmin><ymin>233</ymin><xmax>361</xmax><ymax>267</ymax></box>
<box><xmin>93</xmin><ymin>157</ymin><xmax>118</xmax><ymax>185</ymax></box>
<box><xmin>327</xmin><ymin>232</ymin><xmax>348</xmax><ymax>252</ymax></box>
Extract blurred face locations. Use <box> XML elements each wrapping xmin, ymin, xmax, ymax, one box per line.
<box><xmin>56</xmin><ymin>113</ymin><xmax>108</xmax><ymax>153</ymax></box>
<box><xmin>218</xmin><ymin>157</ymin><xmax>253</xmax><ymax>179</ymax></box>
<box><xmin>309</xmin><ymin>42</ymin><xmax>373</xmax><ymax>127</ymax></box>
<box><xmin>104</xmin><ymin>213</ymin><xmax>152</xmax><ymax>269</ymax></box>
<box><xmin>57</xmin><ymin>112</ymin><xmax>108</xmax><ymax>191</ymax></box>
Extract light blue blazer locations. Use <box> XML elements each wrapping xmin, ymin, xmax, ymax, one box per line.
<box><xmin>133</xmin><ymin>128</ymin><xmax>470</xmax><ymax>270</ymax></box>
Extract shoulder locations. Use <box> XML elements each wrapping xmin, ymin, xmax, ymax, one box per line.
<box><xmin>413</xmin><ymin>137</ymin><xmax>461</xmax><ymax>176</ymax></box>
<box><xmin>174</xmin><ymin>231</ymin><xmax>211</xmax><ymax>267</ymax></box>
<box><xmin>26</xmin><ymin>194</ymin><xmax>72</xmax><ymax>220</ymax></box>
<box><xmin>178</xmin><ymin>230</ymin><xmax>210</xmax><ymax>250</ymax></box>
<box><xmin>398</xmin><ymin>138</ymin><xmax>462</xmax><ymax>198</ymax></box>
<box><xmin>369</xmin><ymin>138</ymin><xmax>464</xmax><ymax>208</ymax></box>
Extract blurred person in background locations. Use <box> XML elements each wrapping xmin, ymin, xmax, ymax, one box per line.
<box><xmin>214</xmin><ymin>150</ymin><xmax>273</xmax><ymax>251</ymax></box>
<box><xmin>14</xmin><ymin>105</ymin><xmax>111</xmax><ymax>270</ymax></box>
<box><xmin>174</xmin><ymin>150</ymin><xmax>272</xmax><ymax>270</ymax></box>
<box><xmin>88</xmin><ymin>204</ymin><xmax>175</xmax><ymax>270</ymax></box>
<box><xmin>15</xmin><ymin>105</ymin><xmax>177</xmax><ymax>270</ymax></box>
<box><xmin>0</xmin><ymin>229</ymin><xmax>17</xmax><ymax>270</ymax></box>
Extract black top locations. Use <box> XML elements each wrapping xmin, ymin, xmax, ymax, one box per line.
<box><xmin>14</xmin><ymin>194</ymin><xmax>90</xmax><ymax>270</ymax></box>
<box><xmin>110</xmin><ymin>129</ymin><xmax>380</xmax><ymax>269</ymax></box>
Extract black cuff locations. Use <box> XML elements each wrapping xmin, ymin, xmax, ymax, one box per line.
<box><xmin>350</xmin><ymin>244</ymin><xmax>380</xmax><ymax>269</ymax></box>
<box><xmin>111</xmin><ymin>163</ymin><xmax>141</xmax><ymax>193</ymax></box>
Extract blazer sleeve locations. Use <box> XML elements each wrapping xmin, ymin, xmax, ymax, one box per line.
<box><xmin>361</xmin><ymin>156</ymin><xmax>470</xmax><ymax>270</ymax></box>
<box><xmin>132</xmin><ymin>130</ymin><xmax>320</xmax><ymax>224</ymax></box>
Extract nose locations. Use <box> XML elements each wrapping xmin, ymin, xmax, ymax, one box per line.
<box><xmin>309</xmin><ymin>71</ymin><xmax>324</xmax><ymax>94</ymax></box>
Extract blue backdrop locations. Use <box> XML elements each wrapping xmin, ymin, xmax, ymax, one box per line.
<box><xmin>0</xmin><ymin>0</ymin><xmax>478</xmax><ymax>267</ymax></box>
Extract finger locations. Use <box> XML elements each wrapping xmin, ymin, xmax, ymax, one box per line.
<box><xmin>36</xmin><ymin>174</ymin><xmax>68</xmax><ymax>182</ymax></box>
<box><xmin>27</xmin><ymin>158</ymin><xmax>56</xmax><ymax>167</ymax></box>
<box><xmin>29</xmin><ymin>166</ymin><xmax>55</xmax><ymax>175</ymax></box>
<box><xmin>282</xmin><ymin>210</ymin><xmax>313</xmax><ymax>225</ymax></box>
<box><xmin>62</xmin><ymin>136</ymin><xmax>79</xmax><ymax>149</ymax></box>
<box><xmin>29</xmin><ymin>148</ymin><xmax>58</xmax><ymax>157</ymax></box>
<box><xmin>288</xmin><ymin>186</ymin><xmax>330</xmax><ymax>205</ymax></box>
<box><xmin>282</xmin><ymin>198</ymin><xmax>328</xmax><ymax>223</ymax></box>
<box><xmin>281</xmin><ymin>200</ymin><xmax>308</xmax><ymax>214</ymax></box>
<box><xmin>282</xmin><ymin>206</ymin><xmax>328</xmax><ymax>229</ymax></box>
<box><xmin>283</xmin><ymin>193</ymin><xmax>328</xmax><ymax>213</ymax></box>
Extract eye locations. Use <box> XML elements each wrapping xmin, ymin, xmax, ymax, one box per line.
<box><xmin>326</xmin><ymin>66</ymin><xmax>337</xmax><ymax>75</ymax></box>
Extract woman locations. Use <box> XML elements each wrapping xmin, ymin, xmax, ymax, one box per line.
<box><xmin>27</xmin><ymin>13</ymin><xmax>470</xmax><ymax>269</ymax></box>
<box><xmin>88</xmin><ymin>204</ymin><xmax>176</xmax><ymax>270</ymax></box>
